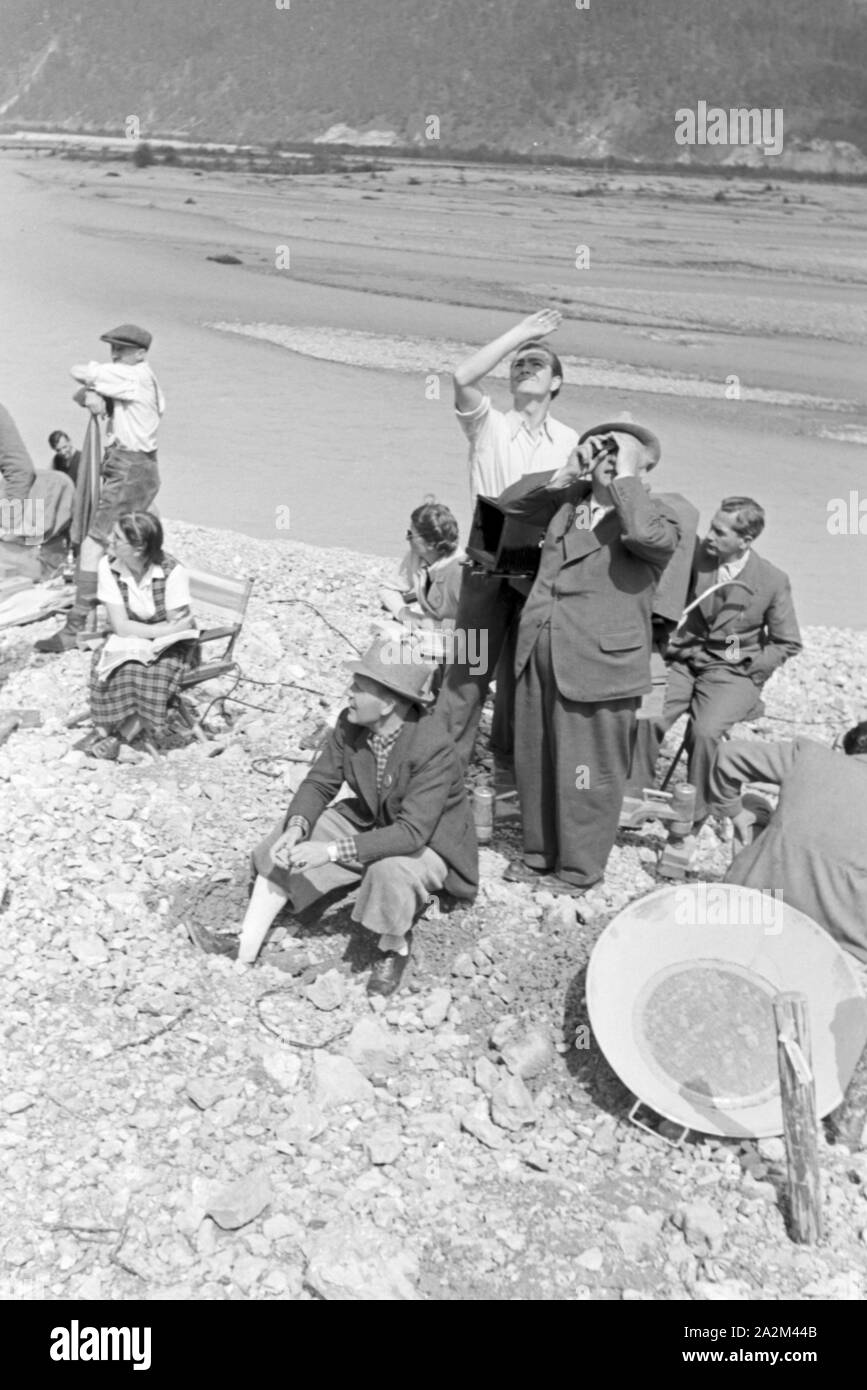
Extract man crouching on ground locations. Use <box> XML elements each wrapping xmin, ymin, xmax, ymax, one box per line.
<box><xmin>219</xmin><ymin>638</ymin><xmax>477</xmax><ymax>996</ymax></box>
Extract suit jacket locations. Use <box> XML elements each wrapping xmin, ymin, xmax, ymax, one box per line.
<box><xmin>651</xmin><ymin>493</ymin><xmax>699</xmax><ymax>626</ymax></box>
<box><xmin>496</xmin><ymin>471</ymin><xmax>697</xmax><ymax>624</ymax></box>
<box><xmin>286</xmin><ymin>709</ymin><xmax>478</xmax><ymax>899</ymax></box>
<box><xmin>715</xmin><ymin>738</ymin><xmax>867</xmax><ymax>963</ymax></box>
<box><xmin>667</xmin><ymin>546</ymin><xmax>802</xmax><ymax>682</ymax></box>
<box><xmin>500</xmin><ymin>474</ymin><xmax>681</xmax><ymax>703</ymax></box>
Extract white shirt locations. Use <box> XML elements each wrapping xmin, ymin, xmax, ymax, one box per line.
<box><xmin>72</xmin><ymin>361</ymin><xmax>165</xmax><ymax>452</ymax></box>
<box><xmin>716</xmin><ymin>549</ymin><xmax>751</xmax><ymax>586</ymax></box>
<box><xmin>456</xmin><ymin>396</ymin><xmax>578</xmax><ymax>501</ymax></box>
<box><xmin>97</xmin><ymin>554</ymin><xmax>190</xmax><ymax>619</ymax></box>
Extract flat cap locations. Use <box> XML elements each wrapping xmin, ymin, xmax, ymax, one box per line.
<box><xmin>99</xmin><ymin>323</ymin><xmax>152</xmax><ymax>350</ymax></box>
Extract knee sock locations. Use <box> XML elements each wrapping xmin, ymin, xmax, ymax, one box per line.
<box><xmin>67</xmin><ymin>567</ymin><xmax>99</xmax><ymax>629</ymax></box>
<box><xmin>237</xmin><ymin>875</ymin><xmax>292</xmax><ymax>963</ymax></box>
<box><xmin>378</xmin><ymin>933</ymin><xmax>410</xmax><ymax>956</ymax></box>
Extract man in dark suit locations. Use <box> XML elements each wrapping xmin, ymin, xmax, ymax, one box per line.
<box><xmin>499</xmin><ymin>423</ymin><xmax>681</xmax><ymax>893</ymax></box>
<box><xmin>194</xmin><ymin>638</ymin><xmax>478</xmax><ymax>996</ymax></box>
<box><xmin>629</xmin><ymin>497</ymin><xmax>802</xmax><ymax>821</ymax></box>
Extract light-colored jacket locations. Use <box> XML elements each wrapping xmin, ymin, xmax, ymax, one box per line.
<box><xmin>714</xmin><ymin>737</ymin><xmax>867</xmax><ymax>963</ymax></box>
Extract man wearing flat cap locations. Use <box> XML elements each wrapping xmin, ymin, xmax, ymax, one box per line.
<box><xmin>36</xmin><ymin>323</ymin><xmax>165</xmax><ymax>653</ymax></box>
<box><xmin>191</xmin><ymin>637</ymin><xmax>478</xmax><ymax>996</ymax></box>
<box><xmin>498</xmin><ymin>423</ymin><xmax>681</xmax><ymax>894</ymax></box>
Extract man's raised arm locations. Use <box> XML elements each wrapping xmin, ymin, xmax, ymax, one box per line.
<box><xmin>453</xmin><ymin>308</ymin><xmax>562</xmax><ymax>413</ymax></box>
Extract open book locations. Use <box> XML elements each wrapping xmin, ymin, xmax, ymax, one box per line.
<box><xmin>95</xmin><ymin>627</ymin><xmax>199</xmax><ymax>682</ymax></box>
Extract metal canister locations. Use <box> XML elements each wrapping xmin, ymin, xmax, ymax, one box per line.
<box><xmin>472</xmin><ymin>784</ymin><xmax>495</xmax><ymax>844</ymax></box>
<box><xmin>669</xmin><ymin>782</ymin><xmax>697</xmax><ymax>836</ymax></box>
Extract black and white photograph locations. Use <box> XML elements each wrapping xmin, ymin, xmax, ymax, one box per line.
<box><xmin>1</xmin><ymin>0</ymin><xmax>866</xmax><ymax>1334</ymax></box>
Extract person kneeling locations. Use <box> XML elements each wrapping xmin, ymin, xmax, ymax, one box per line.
<box><xmin>231</xmin><ymin>638</ymin><xmax>479</xmax><ymax>996</ymax></box>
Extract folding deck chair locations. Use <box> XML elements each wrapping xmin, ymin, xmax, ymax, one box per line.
<box><xmin>173</xmin><ymin>566</ymin><xmax>254</xmax><ymax>741</ymax></box>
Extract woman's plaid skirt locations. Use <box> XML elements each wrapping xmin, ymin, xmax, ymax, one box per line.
<box><xmin>90</xmin><ymin>639</ymin><xmax>199</xmax><ymax>734</ymax></box>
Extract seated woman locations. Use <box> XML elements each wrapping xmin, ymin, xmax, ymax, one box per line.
<box><xmin>377</xmin><ymin>501</ymin><xmax>464</xmax><ymax>665</ymax></box>
<box><xmin>81</xmin><ymin>511</ymin><xmax>198</xmax><ymax>759</ymax></box>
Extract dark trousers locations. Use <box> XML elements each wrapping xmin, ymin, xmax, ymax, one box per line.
<box><xmin>628</xmin><ymin>660</ymin><xmax>764</xmax><ymax>817</ymax></box>
<box><xmin>515</xmin><ymin>622</ymin><xmax>639</xmax><ymax>887</ymax></box>
<box><xmin>88</xmin><ymin>445</ymin><xmax>160</xmax><ymax>545</ymax></box>
<box><xmin>434</xmin><ymin>567</ymin><xmax>524</xmax><ymax>769</ymax></box>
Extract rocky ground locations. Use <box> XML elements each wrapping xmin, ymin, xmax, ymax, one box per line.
<box><xmin>1</xmin><ymin>520</ymin><xmax>867</xmax><ymax>1302</ymax></box>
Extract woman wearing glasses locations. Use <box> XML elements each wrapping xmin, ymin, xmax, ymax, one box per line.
<box><xmin>377</xmin><ymin>501</ymin><xmax>464</xmax><ymax>679</ymax></box>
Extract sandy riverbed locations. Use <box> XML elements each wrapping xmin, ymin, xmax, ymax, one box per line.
<box><xmin>0</xmin><ymin>150</ymin><xmax>865</xmax><ymax>625</ymax></box>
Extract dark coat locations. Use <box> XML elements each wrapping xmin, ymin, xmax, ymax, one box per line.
<box><xmin>716</xmin><ymin>738</ymin><xmax>867</xmax><ymax>963</ymax></box>
<box><xmin>0</xmin><ymin>403</ymin><xmax>36</xmax><ymax>503</ymax></box>
<box><xmin>500</xmin><ymin>474</ymin><xmax>681</xmax><ymax>703</ymax></box>
<box><xmin>286</xmin><ymin>709</ymin><xmax>479</xmax><ymax>899</ymax></box>
<box><xmin>667</xmin><ymin>546</ymin><xmax>802</xmax><ymax>682</ymax></box>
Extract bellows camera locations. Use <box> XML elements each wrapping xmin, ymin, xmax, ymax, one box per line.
<box><xmin>465</xmin><ymin>496</ymin><xmax>546</xmax><ymax>579</ymax></box>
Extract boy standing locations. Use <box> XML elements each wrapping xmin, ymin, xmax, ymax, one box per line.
<box><xmin>35</xmin><ymin>323</ymin><xmax>165</xmax><ymax>653</ymax></box>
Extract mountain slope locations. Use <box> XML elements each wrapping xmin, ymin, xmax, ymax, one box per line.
<box><xmin>1</xmin><ymin>0</ymin><xmax>866</xmax><ymax>158</ymax></box>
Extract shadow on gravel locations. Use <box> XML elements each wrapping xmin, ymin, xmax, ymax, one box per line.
<box><xmin>0</xmin><ymin>636</ymin><xmax>37</xmax><ymax>687</ymax></box>
<box><xmin>562</xmin><ymin>963</ymin><xmax>633</xmax><ymax>1118</ymax></box>
<box><xmin>168</xmin><ymin>869</ymin><xmax>472</xmax><ymax>981</ymax></box>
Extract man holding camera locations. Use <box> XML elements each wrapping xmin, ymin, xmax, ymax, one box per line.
<box><xmin>499</xmin><ymin>424</ymin><xmax>681</xmax><ymax>894</ymax></box>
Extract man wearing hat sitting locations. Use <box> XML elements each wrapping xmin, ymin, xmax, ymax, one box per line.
<box><xmin>498</xmin><ymin>424</ymin><xmax>681</xmax><ymax>894</ymax></box>
<box><xmin>210</xmin><ymin>638</ymin><xmax>478</xmax><ymax>996</ymax></box>
<box><xmin>36</xmin><ymin>324</ymin><xmax>165</xmax><ymax>653</ymax></box>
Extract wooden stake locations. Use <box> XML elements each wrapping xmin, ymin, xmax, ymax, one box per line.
<box><xmin>773</xmin><ymin>991</ymin><xmax>822</xmax><ymax>1244</ymax></box>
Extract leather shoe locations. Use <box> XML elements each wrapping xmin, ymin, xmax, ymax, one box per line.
<box><xmin>185</xmin><ymin>918</ymin><xmax>239</xmax><ymax>960</ymax></box>
<box><xmin>34</xmin><ymin>624</ymin><xmax>80</xmax><ymax>654</ymax></box>
<box><xmin>544</xmin><ymin>875</ymin><xmax>595</xmax><ymax>899</ymax></box>
<box><xmin>368</xmin><ymin>948</ymin><xmax>410</xmax><ymax>997</ymax></box>
<box><xmin>503</xmin><ymin>859</ymin><xmax>553</xmax><ymax>884</ymax></box>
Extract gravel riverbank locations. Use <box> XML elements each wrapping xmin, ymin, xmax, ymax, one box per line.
<box><xmin>1</xmin><ymin>519</ymin><xmax>866</xmax><ymax>1301</ymax></box>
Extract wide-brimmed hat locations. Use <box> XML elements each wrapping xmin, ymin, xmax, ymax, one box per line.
<box><xmin>586</xmin><ymin>882</ymin><xmax>867</xmax><ymax>1138</ymax></box>
<box><xmin>100</xmin><ymin>323</ymin><xmax>153</xmax><ymax>350</ymax></box>
<box><xmin>344</xmin><ymin>636</ymin><xmax>437</xmax><ymax>707</ymax></box>
<box><xmin>579</xmin><ymin>420</ymin><xmax>661</xmax><ymax>466</ymax></box>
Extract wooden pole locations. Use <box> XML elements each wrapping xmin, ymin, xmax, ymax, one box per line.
<box><xmin>773</xmin><ymin>991</ymin><xmax>822</xmax><ymax>1244</ymax></box>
